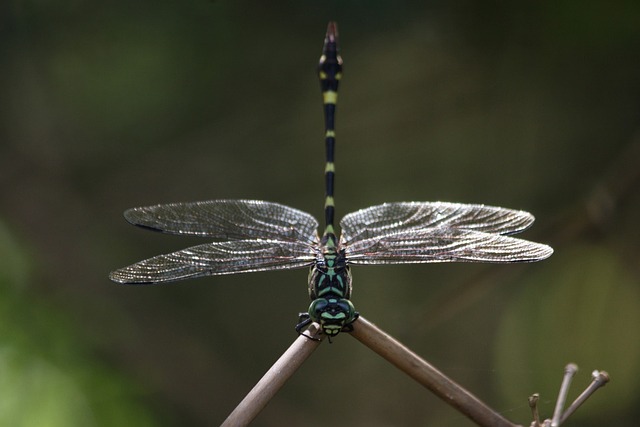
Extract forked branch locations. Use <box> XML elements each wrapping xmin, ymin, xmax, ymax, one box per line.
<box><xmin>349</xmin><ymin>316</ymin><xmax>520</xmax><ymax>427</ymax></box>
<box><xmin>222</xmin><ymin>319</ymin><xmax>608</xmax><ymax>426</ymax></box>
<box><xmin>529</xmin><ymin>364</ymin><xmax>609</xmax><ymax>427</ymax></box>
<box><xmin>221</xmin><ymin>324</ymin><xmax>323</xmax><ymax>427</ymax></box>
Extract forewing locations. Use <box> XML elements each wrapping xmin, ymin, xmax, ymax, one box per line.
<box><xmin>345</xmin><ymin>228</ymin><xmax>553</xmax><ymax>264</ymax></box>
<box><xmin>109</xmin><ymin>240</ymin><xmax>318</xmax><ymax>284</ymax></box>
<box><xmin>124</xmin><ymin>200</ymin><xmax>319</xmax><ymax>244</ymax></box>
<box><xmin>340</xmin><ymin>202</ymin><xmax>535</xmax><ymax>244</ymax></box>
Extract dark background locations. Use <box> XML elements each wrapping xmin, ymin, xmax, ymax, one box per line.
<box><xmin>1</xmin><ymin>1</ymin><xmax>639</xmax><ymax>426</ymax></box>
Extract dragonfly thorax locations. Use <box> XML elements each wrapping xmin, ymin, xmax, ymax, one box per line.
<box><xmin>308</xmin><ymin>251</ymin><xmax>352</xmax><ymax>300</ymax></box>
<box><xmin>304</xmin><ymin>251</ymin><xmax>357</xmax><ymax>336</ymax></box>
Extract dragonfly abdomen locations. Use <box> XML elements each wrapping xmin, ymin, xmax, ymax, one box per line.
<box><xmin>318</xmin><ymin>22</ymin><xmax>342</xmax><ymax>247</ymax></box>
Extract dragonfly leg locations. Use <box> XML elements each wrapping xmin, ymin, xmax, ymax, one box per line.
<box><xmin>295</xmin><ymin>313</ymin><xmax>321</xmax><ymax>341</ymax></box>
<box><xmin>340</xmin><ymin>311</ymin><xmax>360</xmax><ymax>333</ymax></box>
<box><xmin>296</xmin><ymin>312</ymin><xmax>311</xmax><ymax>331</ymax></box>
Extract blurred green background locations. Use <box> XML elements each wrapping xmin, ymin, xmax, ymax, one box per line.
<box><xmin>1</xmin><ymin>1</ymin><xmax>639</xmax><ymax>426</ymax></box>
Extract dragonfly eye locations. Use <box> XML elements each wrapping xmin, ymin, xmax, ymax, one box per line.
<box><xmin>308</xmin><ymin>299</ymin><xmax>329</xmax><ymax>321</ymax></box>
<box><xmin>337</xmin><ymin>299</ymin><xmax>356</xmax><ymax>318</ymax></box>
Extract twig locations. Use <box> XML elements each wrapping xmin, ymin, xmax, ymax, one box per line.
<box><xmin>559</xmin><ymin>370</ymin><xmax>609</xmax><ymax>424</ymax></box>
<box><xmin>221</xmin><ymin>324</ymin><xmax>323</xmax><ymax>427</ymax></box>
<box><xmin>349</xmin><ymin>316</ymin><xmax>521</xmax><ymax>427</ymax></box>
<box><xmin>533</xmin><ymin>365</ymin><xmax>610</xmax><ymax>426</ymax></box>
<box><xmin>222</xmin><ymin>318</ymin><xmax>608</xmax><ymax>426</ymax></box>
<box><xmin>551</xmin><ymin>363</ymin><xmax>578</xmax><ymax>426</ymax></box>
<box><xmin>528</xmin><ymin>393</ymin><xmax>541</xmax><ymax>427</ymax></box>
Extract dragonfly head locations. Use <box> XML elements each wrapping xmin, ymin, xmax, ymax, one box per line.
<box><xmin>307</xmin><ymin>297</ymin><xmax>357</xmax><ymax>337</ymax></box>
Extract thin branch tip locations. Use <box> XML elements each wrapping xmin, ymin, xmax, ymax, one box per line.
<box><xmin>593</xmin><ymin>370</ymin><xmax>610</xmax><ymax>385</ymax></box>
<box><xmin>532</xmin><ymin>364</ymin><xmax>610</xmax><ymax>427</ymax></box>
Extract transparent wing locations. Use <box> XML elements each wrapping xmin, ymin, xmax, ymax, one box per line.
<box><xmin>344</xmin><ymin>228</ymin><xmax>553</xmax><ymax>264</ymax></box>
<box><xmin>124</xmin><ymin>200</ymin><xmax>319</xmax><ymax>244</ymax></box>
<box><xmin>110</xmin><ymin>240</ymin><xmax>318</xmax><ymax>284</ymax></box>
<box><xmin>340</xmin><ymin>202</ymin><xmax>535</xmax><ymax>244</ymax></box>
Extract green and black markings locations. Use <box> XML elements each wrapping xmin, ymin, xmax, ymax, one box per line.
<box><xmin>110</xmin><ymin>21</ymin><xmax>552</xmax><ymax>340</ymax></box>
<box><xmin>297</xmin><ymin>22</ymin><xmax>359</xmax><ymax>339</ymax></box>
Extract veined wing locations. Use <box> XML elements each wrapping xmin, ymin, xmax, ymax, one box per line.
<box><xmin>344</xmin><ymin>228</ymin><xmax>553</xmax><ymax>264</ymax></box>
<box><xmin>124</xmin><ymin>200</ymin><xmax>319</xmax><ymax>244</ymax></box>
<box><xmin>109</xmin><ymin>239</ymin><xmax>318</xmax><ymax>284</ymax></box>
<box><xmin>340</xmin><ymin>202</ymin><xmax>535</xmax><ymax>245</ymax></box>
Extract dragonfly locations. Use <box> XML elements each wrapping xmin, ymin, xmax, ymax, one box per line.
<box><xmin>110</xmin><ymin>22</ymin><xmax>553</xmax><ymax>338</ymax></box>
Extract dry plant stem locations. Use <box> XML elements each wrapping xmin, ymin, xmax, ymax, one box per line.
<box><xmin>221</xmin><ymin>324</ymin><xmax>323</xmax><ymax>427</ymax></box>
<box><xmin>350</xmin><ymin>316</ymin><xmax>521</xmax><ymax>427</ymax></box>
<box><xmin>551</xmin><ymin>363</ymin><xmax>578</xmax><ymax>426</ymax></box>
<box><xmin>528</xmin><ymin>394</ymin><xmax>541</xmax><ymax>427</ymax></box>
<box><xmin>559</xmin><ymin>370</ymin><xmax>609</xmax><ymax>424</ymax></box>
